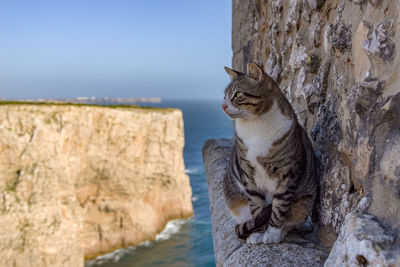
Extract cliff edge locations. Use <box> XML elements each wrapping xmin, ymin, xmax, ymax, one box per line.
<box><xmin>0</xmin><ymin>103</ymin><xmax>193</xmax><ymax>267</ymax></box>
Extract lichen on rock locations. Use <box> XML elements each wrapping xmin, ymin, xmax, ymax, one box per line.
<box><xmin>363</xmin><ymin>19</ymin><xmax>395</xmax><ymax>61</ymax></box>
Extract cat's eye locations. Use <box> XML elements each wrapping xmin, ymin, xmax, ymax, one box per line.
<box><xmin>235</xmin><ymin>92</ymin><xmax>244</xmax><ymax>98</ymax></box>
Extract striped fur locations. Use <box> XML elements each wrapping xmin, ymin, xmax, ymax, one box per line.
<box><xmin>222</xmin><ymin>63</ymin><xmax>317</xmax><ymax>244</ymax></box>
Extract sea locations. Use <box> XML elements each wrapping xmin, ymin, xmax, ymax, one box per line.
<box><xmin>85</xmin><ymin>100</ymin><xmax>233</xmax><ymax>267</ymax></box>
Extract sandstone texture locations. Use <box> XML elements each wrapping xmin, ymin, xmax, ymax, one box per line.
<box><xmin>0</xmin><ymin>103</ymin><xmax>193</xmax><ymax>267</ymax></box>
<box><xmin>203</xmin><ymin>139</ymin><xmax>328</xmax><ymax>267</ymax></box>
<box><xmin>203</xmin><ymin>0</ymin><xmax>400</xmax><ymax>265</ymax></box>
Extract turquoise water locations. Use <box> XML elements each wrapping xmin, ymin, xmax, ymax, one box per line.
<box><xmin>86</xmin><ymin>100</ymin><xmax>233</xmax><ymax>267</ymax></box>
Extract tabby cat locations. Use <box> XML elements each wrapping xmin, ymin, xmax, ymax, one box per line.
<box><xmin>222</xmin><ymin>62</ymin><xmax>317</xmax><ymax>244</ymax></box>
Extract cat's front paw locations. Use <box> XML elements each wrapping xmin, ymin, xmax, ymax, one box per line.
<box><xmin>262</xmin><ymin>226</ymin><xmax>284</xmax><ymax>244</ymax></box>
<box><xmin>247</xmin><ymin>233</ymin><xmax>263</xmax><ymax>244</ymax></box>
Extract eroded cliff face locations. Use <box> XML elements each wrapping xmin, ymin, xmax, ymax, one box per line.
<box><xmin>230</xmin><ymin>0</ymin><xmax>400</xmax><ymax>265</ymax></box>
<box><xmin>0</xmin><ymin>104</ymin><xmax>193</xmax><ymax>267</ymax></box>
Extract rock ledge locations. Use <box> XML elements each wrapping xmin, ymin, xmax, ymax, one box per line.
<box><xmin>203</xmin><ymin>139</ymin><xmax>328</xmax><ymax>267</ymax></box>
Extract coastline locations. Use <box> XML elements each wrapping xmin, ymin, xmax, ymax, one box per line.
<box><xmin>85</xmin><ymin>217</ymin><xmax>193</xmax><ymax>265</ymax></box>
<box><xmin>0</xmin><ymin>103</ymin><xmax>193</xmax><ymax>266</ymax></box>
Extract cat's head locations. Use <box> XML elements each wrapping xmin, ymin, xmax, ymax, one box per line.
<box><xmin>222</xmin><ymin>62</ymin><xmax>278</xmax><ymax>120</ymax></box>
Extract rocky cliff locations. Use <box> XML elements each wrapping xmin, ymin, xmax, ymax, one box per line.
<box><xmin>203</xmin><ymin>0</ymin><xmax>400</xmax><ymax>265</ymax></box>
<box><xmin>0</xmin><ymin>103</ymin><xmax>193</xmax><ymax>267</ymax></box>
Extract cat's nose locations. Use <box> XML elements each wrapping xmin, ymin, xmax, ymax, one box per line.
<box><xmin>222</xmin><ymin>103</ymin><xmax>228</xmax><ymax>110</ymax></box>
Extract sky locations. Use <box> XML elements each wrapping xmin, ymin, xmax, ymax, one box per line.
<box><xmin>0</xmin><ymin>0</ymin><xmax>232</xmax><ymax>100</ymax></box>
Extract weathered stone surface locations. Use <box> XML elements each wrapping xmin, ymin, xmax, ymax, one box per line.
<box><xmin>232</xmin><ymin>0</ymin><xmax>400</xmax><ymax>238</ymax></box>
<box><xmin>325</xmin><ymin>208</ymin><xmax>400</xmax><ymax>266</ymax></box>
<box><xmin>368</xmin><ymin>0</ymin><xmax>381</xmax><ymax>6</ymax></box>
<box><xmin>330</xmin><ymin>23</ymin><xmax>352</xmax><ymax>54</ymax></box>
<box><xmin>203</xmin><ymin>139</ymin><xmax>328</xmax><ymax>267</ymax></box>
<box><xmin>210</xmin><ymin>0</ymin><xmax>400</xmax><ymax>264</ymax></box>
<box><xmin>353</xmin><ymin>22</ymin><xmax>370</xmax><ymax>82</ymax></box>
<box><xmin>363</xmin><ymin>19</ymin><xmax>395</xmax><ymax>61</ymax></box>
<box><xmin>0</xmin><ymin>104</ymin><xmax>193</xmax><ymax>267</ymax></box>
<box><xmin>232</xmin><ymin>0</ymin><xmax>258</xmax><ymax>71</ymax></box>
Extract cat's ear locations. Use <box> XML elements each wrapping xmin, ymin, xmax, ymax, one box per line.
<box><xmin>224</xmin><ymin>66</ymin><xmax>240</xmax><ymax>80</ymax></box>
<box><xmin>247</xmin><ymin>62</ymin><xmax>264</xmax><ymax>82</ymax></box>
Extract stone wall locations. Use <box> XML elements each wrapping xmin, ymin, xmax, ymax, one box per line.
<box><xmin>203</xmin><ymin>0</ymin><xmax>400</xmax><ymax>265</ymax></box>
<box><xmin>232</xmin><ymin>0</ymin><xmax>400</xmax><ymax>242</ymax></box>
<box><xmin>0</xmin><ymin>103</ymin><xmax>193</xmax><ymax>267</ymax></box>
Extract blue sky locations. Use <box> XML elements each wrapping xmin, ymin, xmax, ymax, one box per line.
<box><xmin>0</xmin><ymin>1</ymin><xmax>232</xmax><ymax>100</ymax></box>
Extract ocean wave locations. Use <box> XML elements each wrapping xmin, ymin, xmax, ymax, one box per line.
<box><xmin>86</xmin><ymin>247</ymin><xmax>136</xmax><ymax>266</ymax></box>
<box><xmin>155</xmin><ymin>219</ymin><xmax>185</xmax><ymax>241</ymax></box>
<box><xmin>85</xmin><ymin>219</ymin><xmax>187</xmax><ymax>266</ymax></box>
<box><xmin>139</xmin><ymin>240</ymin><xmax>153</xmax><ymax>247</ymax></box>
<box><xmin>191</xmin><ymin>196</ymin><xmax>198</xmax><ymax>202</ymax></box>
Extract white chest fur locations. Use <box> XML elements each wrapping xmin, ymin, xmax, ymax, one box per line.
<box><xmin>235</xmin><ymin>101</ymin><xmax>293</xmax><ymax>196</ymax></box>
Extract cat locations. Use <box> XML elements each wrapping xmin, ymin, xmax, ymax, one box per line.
<box><xmin>222</xmin><ymin>62</ymin><xmax>317</xmax><ymax>244</ymax></box>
